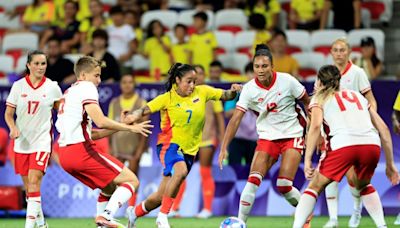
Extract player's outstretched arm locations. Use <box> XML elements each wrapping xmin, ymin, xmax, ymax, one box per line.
<box><xmin>4</xmin><ymin>106</ymin><xmax>20</xmax><ymax>139</ymax></box>
<box><xmin>218</xmin><ymin>109</ymin><xmax>245</xmax><ymax>170</ymax></box>
<box><xmin>220</xmin><ymin>84</ymin><xmax>242</xmax><ymax>101</ymax></box>
<box><xmin>85</xmin><ymin>103</ymin><xmax>153</xmax><ymax>137</ymax></box>
<box><xmin>125</xmin><ymin>106</ymin><xmax>152</xmax><ymax>124</ymax></box>
<box><xmin>304</xmin><ymin>106</ymin><xmax>323</xmax><ymax>179</ymax></box>
<box><xmin>369</xmin><ymin>108</ymin><xmax>400</xmax><ymax>185</ymax></box>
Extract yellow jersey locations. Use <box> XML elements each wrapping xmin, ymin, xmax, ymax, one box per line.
<box><xmin>245</xmin><ymin>0</ymin><xmax>281</xmax><ymax>29</ymax></box>
<box><xmin>23</xmin><ymin>2</ymin><xmax>54</xmax><ymax>24</ymax></box>
<box><xmin>291</xmin><ymin>0</ymin><xmax>324</xmax><ymax>21</ymax></box>
<box><xmin>147</xmin><ymin>85</ymin><xmax>223</xmax><ymax>155</ymax></box>
<box><xmin>189</xmin><ymin>31</ymin><xmax>217</xmax><ymax>74</ymax></box>
<box><xmin>172</xmin><ymin>42</ymin><xmax>191</xmax><ymax>64</ymax></box>
<box><xmin>144</xmin><ymin>36</ymin><xmax>172</xmax><ymax>76</ymax></box>
<box><xmin>394</xmin><ymin>91</ymin><xmax>400</xmax><ymax>111</ymax></box>
<box><xmin>54</xmin><ymin>0</ymin><xmax>91</xmax><ymax>22</ymax></box>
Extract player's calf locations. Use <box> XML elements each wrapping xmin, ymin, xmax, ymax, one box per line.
<box><xmin>276</xmin><ymin>177</ymin><xmax>300</xmax><ymax>206</ymax></box>
<box><xmin>238</xmin><ymin>172</ymin><xmax>262</xmax><ymax>222</ymax></box>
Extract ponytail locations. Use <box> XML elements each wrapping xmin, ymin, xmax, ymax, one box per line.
<box><xmin>314</xmin><ymin>65</ymin><xmax>341</xmax><ymax>105</ymax></box>
<box><xmin>165</xmin><ymin>63</ymin><xmax>195</xmax><ymax>92</ymax></box>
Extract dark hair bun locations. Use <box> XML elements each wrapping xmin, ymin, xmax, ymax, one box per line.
<box><xmin>255</xmin><ymin>44</ymin><xmax>270</xmax><ymax>52</ymax></box>
<box><xmin>168</xmin><ymin>63</ymin><xmax>182</xmax><ymax>76</ymax></box>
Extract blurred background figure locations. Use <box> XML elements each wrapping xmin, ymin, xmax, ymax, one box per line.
<box><xmin>353</xmin><ymin>37</ymin><xmax>383</xmax><ymax>80</ymax></box>
<box><xmin>248</xmin><ymin>13</ymin><xmax>271</xmax><ymax>53</ymax></box>
<box><xmin>143</xmin><ymin>20</ymin><xmax>172</xmax><ymax>79</ymax></box>
<box><xmin>89</xmin><ymin>29</ymin><xmax>121</xmax><ymax>83</ymax></box>
<box><xmin>244</xmin><ymin>0</ymin><xmax>281</xmax><ymax>30</ymax></box>
<box><xmin>39</xmin><ymin>0</ymin><xmax>80</xmax><ymax>53</ymax></box>
<box><xmin>22</xmin><ymin>0</ymin><xmax>54</xmax><ymax>34</ymax></box>
<box><xmin>45</xmin><ymin>37</ymin><xmax>75</xmax><ymax>85</ymax></box>
<box><xmin>289</xmin><ymin>0</ymin><xmax>324</xmax><ymax>31</ymax></box>
<box><xmin>108</xmin><ymin>74</ymin><xmax>148</xmax><ymax>207</ymax></box>
<box><xmin>320</xmin><ymin>0</ymin><xmax>361</xmax><ymax>31</ymax></box>
<box><xmin>189</xmin><ymin>12</ymin><xmax>217</xmax><ymax>76</ymax></box>
<box><xmin>270</xmin><ymin>29</ymin><xmax>299</xmax><ymax>79</ymax></box>
<box><xmin>224</xmin><ymin>62</ymin><xmax>257</xmax><ymax>166</ymax></box>
<box><xmin>172</xmin><ymin>24</ymin><xmax>191</xmax><ymax>64</ymax></box>
<box><xmin>208</xmin><ymin>61</ymin><xmax>223</xmax><ymax>82</ymax></box>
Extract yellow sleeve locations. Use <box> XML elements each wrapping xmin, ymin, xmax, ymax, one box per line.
<box><xmin>269</xmin><ymin>0</ymin><xmax>281</xmax><ymax>13</ymax></box>
<box><xmin>209</xmin><ymin>32</ymin><xmax>218</xmax><ymax>49</ymax></box>
<box><xmin>394</xmin><ymin>92</ymin><xmax>400</xmax><ymax>111</ymax></box>
<box><xmin>107</xmin><ymin>100</ymin><xmax>115</xmax><ymax>119</ymax></box>
<box><xmin>199</xmin><ymin>85</ymin><xmax>223</xmax><ymax>102</ymax></box>
<box><xmin>162</xmin><ymin>36</ymin><xmax>171</xmax><ymax>47</ymax></box>
<box><xmin>212</xmin><ymin>101</ymin><xmax>224</xmax><ymax>113</ymax></box>
<box><xmin>23</xmin><ymin>6</ymin><xmax>33</xmax><ymax>22</ymax></box>
<box><xmin>147</xmin><ymin>93</ymin><xmax>169</xmax><ymax>113</ymax></box>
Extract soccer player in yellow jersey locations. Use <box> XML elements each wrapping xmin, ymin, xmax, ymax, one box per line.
<box><xmin>172</xmin><ymin>24</ymin><xmax>191</xmax><ymax>64</ymax></box>
<box><xmin>125</xmin><ymin>63</ymin><xmax>241</xmax><ymax>228</ymax></box>
<box><xmin>189</xmin><ymin>12</ymin><xmax>217</xmax><ymax>76</ymax></box>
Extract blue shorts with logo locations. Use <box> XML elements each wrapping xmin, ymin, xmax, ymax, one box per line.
<box><xmin>156</xmin><ymin>143</ymin><xmax>195</xmax><ymax>176</ymax></box>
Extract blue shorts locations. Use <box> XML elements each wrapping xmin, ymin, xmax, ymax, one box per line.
<box><xmin>156</xmin><ymin>143</ymin><xmax>195</xmax><ymax>176</ymax></box>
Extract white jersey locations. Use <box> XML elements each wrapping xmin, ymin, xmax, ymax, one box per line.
<box><xmin>315</xmin><ymin>62</ymin><xmax>371</xmax><ymax>94</ymax></box>
<box><xmin>309</xmin><ymin>89</ymin><xmax>380</xmax><ymax>151</ymax></box>
<box><xmin>56</xmin><ymin>81</ymin><xmax>99</xmax><ymax>146</ymax></box>
<box><xmin>6</xmin><ymin>76</ymin><xmax>62</xmax><ymax>154</ymax></box>
<box><xmin>236</xmin><ymin>72</ymin><xmax>307</xmax><ymax>140</ymax></box>
<box><xmin>107</xmin><ymin>24</ymin><xmax>136</xmax><ymax>59</ymax></box>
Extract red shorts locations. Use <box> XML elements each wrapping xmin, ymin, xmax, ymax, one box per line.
<box><xmin>14</xmin><ymin>152</ymin><xmax>51</xmax><ymax>176</ymax></box>
<box><xmin>58</xmin><ymin>141</ymin><xmax>124</xmax><ymax>190</ymax></box>
<box><xmin>255</xmin><ymin>137</ymin><xmax>304</xmax><ymax>160</ymax></box>
<box><xmin>319</xmin><ymin>144</ymin><xmax>380</xmax><ymax>182</ymax></box>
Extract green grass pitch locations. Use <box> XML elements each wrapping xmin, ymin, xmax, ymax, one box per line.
<box><xmin>0</xmin><ymin>216</ymin><xmax>397</xmax><ymax>228</ymax></box>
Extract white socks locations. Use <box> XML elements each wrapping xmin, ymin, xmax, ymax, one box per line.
<box><xmin>238</xmin><ymin>173</ymin><xmax>262</xmax><ymax>222</ymax></box>
<box><xmin>325</xmin><ymin>181</ymin><xmax>338</xmax><ymax>221</ymax></box>
<box><xmin>277</xmin><ymin>177</ymin><xmax>301</xmax><ymax>206</ymax></box>
<box><xmin>103</xmin><ymin>183</ymin><xmax>135</xmax><ymax>219</ymax></box>
<box><xmin>26</xmin><ymin>192</ymin><xmax>42</xmax><ymax>228</ymax></box>
<box><xmin>293</xmin><ymin>188</ymin><xmax>318</xmax><ymax>228</ymax></box>
<box><xmin>360</xmin><ymin>184</ymin><xmax>386</xmax><ymax>227</ymax></box>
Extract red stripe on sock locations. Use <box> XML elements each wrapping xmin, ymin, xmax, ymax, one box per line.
<box><xmin>304</xmin><ymin>190</ymin><xmax>318</xmax><ymax>199</ymax></box>
<box><xmin>98</xmin><ymin>193</ymin><xmax>110</xmax><ymax>202</ymax></box>
<box><xmin>134</xmin><ymin>202</ymin><xmax>149</xmax><ymax>217</ymax></box>
<box><xmin>360</xmin><ymin>185</ymin><xmax>376</xmax><ymax>196</ymax></box>
<box><xmin>277</xmin><ymin>186</ymin><xmax>292</xmax><ymax>194</ymax></box>
<box><xmin>160</xmin><ymin>196</ymin><xmax>175</xmax><ymax>214</ymax></box>
<box><xmin>27</xmin><ymin>192</ymin><xmax>41</xmax><ymax>198</ymax></box>
<box><xmin>128</xmin><ymin>193</ymin><xmax>137</xmax><ymax>207</ymax></box>
<box><xmin>248</xmin><ymin>176</ymin><xmax>261</xmax><ymax>186</ymax></box>
<box><xmin>277</xmin><ymin>176</ymin><xmax>293</xmax><ymax>181</ymax></box>
<box><xmin>120</xmin><ymin>183</ymin><xmax>135</xmax><ymax>195</ymax></box>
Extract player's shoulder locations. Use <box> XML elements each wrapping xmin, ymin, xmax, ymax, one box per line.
<box><xmin>276</xmin><ymin>72</ymin><xmax>297</xmax><ymax>82</ymax></box>
<box><xmin>44</xmin><ymin>78</ymin><xmax>60</xmax><ymax>88</ymax></box>
<box><xmin>349</xmin><ymin>63</ymin><xmax>365</xmax><ymax>75</ymax></box>
<box><xmin>76</xmin><ymin>80</ymin><xmax>96</xmax><ymax>89</ymax></box>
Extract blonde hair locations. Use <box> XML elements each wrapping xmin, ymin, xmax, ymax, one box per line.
<box><xmin>331</xmin><ymin>37</ymin><xmax>351</xmax><ymax>50</ymax></box>
<box><xmin>314</xmin><ymin>65</ymin><xmax>341</xmax><ymax>106</ymax></box>
<box><xmin>74</xmin><ymin>56</ymin><xmax>105</xmax><ymax>78</ymax></box>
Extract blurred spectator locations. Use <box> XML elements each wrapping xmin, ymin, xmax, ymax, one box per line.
<box><xmin>244</xmin><ymin>0</ymin><xmax>281</xmax><ymax>30</ymax></box>
<box><xmin>320</xmin><ymin>0</ymin><xmax>361</xmax><ymax>31</ymax></box>
<box><xmin>172</xmin><ymin>24</ymin><xmax>191</xmax><ymax>64</ymax></box>
<box><xmin>89</xmin><ymin>29</ymin><xmax>121</xmax><ymax>83</ymax></box>
<box><xmin>224</xmin><ymin>62</ymin><xmax>257</xmax><ymax>165</ymax></box>
<box><xmin>108</xmin><ymin>74</ymin><xmax>148</xmax><ymax>206</ymax></box>
<box><xmin>45</xmin><ymin>37</ymin><xmax>75</xmax><ymax>85</ymax></box>
<box><xmin>270</xmin><ymin>29</ymin><xmax>299</xmax><ymax>78</ymax></box>
<box><xmin>353</xmin><ymin>37</ymin><xmax>383</xmax><ymax>80</ymax></box>
<box><xmin>192</xmin><ymin>0</ymin><xmax>225</xmax><ymax>11</ymax></box>
<box><xmin>107</xmin><ymin>6</ymin><xmax>137</xmax><ymax>74</ymax></box>
<box><xmin>249</xmin><ymin>13</ymin><xmax>271</xmax><ymax>52</ymax></box>
<box><xmin>125</xmin><ymin>10</ymin><xmax>144</xmax><ymax>48</ymax></box>
<box><xmin>39</xmin><ymin>0</ymin><xmax>81</xmax><ymax>53</ymax></box>
<box><xmin>143</xmin><ymin>20</ymin><xmax>172</xmax><ymax>79</ymax></box>
<box><xmin>54</xmin><ymin>0</ymin><xmax>91</xmax><ymax>23</ymax></box>
<box><xmin>0</xmin><ymin>128</ymin><xmax>8</xmax><ymax>166</ymax></box>
<box><xmin>79</xmin><ymin>0</ymin><xmax>112</xmax><ymax>54</ymax></box>
<box><xmin>22</xmin><ymin>0</ymin><xmax>55</xmax><ymax>33</ymax></box>
<box><xmin>209</xmin><ymin>60</ymin><xmax>223</xmax><ymax>82</ymax></box>
<box><xmin>289</xmin><ymin>0</ymin><xmax>324</xmax><ymax>31</ymax></box>
<box><xmin>189</xmin><ymin>12</ymin><xmax>217</xmax><ymax>76</ymax></box>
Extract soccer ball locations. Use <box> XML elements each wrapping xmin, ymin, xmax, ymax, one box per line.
<box><xmin>220</xmin><ymin>217</ymin><xmax>247</xmax><ymax>228</ymax></box>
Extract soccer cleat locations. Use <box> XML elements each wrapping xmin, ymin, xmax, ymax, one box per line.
<box><xmin>196</xmin><ymin>209</ymin><xmax>212</xmax><ymax>219</ymax></box>
<box><xmin>95</xmin><ymin>215</ymin><xmax>126</xmax><ymax>228</ymax></box>
<box><xmin>348</xmin><ymin>211</ymin><xmax>361</xmax><ymax>227</ymax></box>
<box><xmin>126</xmin><ymin>206</ymin><xmax>137</xmax><ymax>228</ymax></box>
<box><xmin>168</xmin><ymin>210</ymin><xmax>181</xmax><ymax>218</ymax></box>
<box><xmin>323</xmin><ymin>219</ymin><xmax>338</xmax><ymax>228</ymax></box>
<box><xmin>394</xmin><ymin>213</ymin><xmax>400</xmax><ymax>225</ymax></box>
<box><xmin>156</xmin><ymin>216</ymin><xmax>171</xmax><ymax>228</ymax></box>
